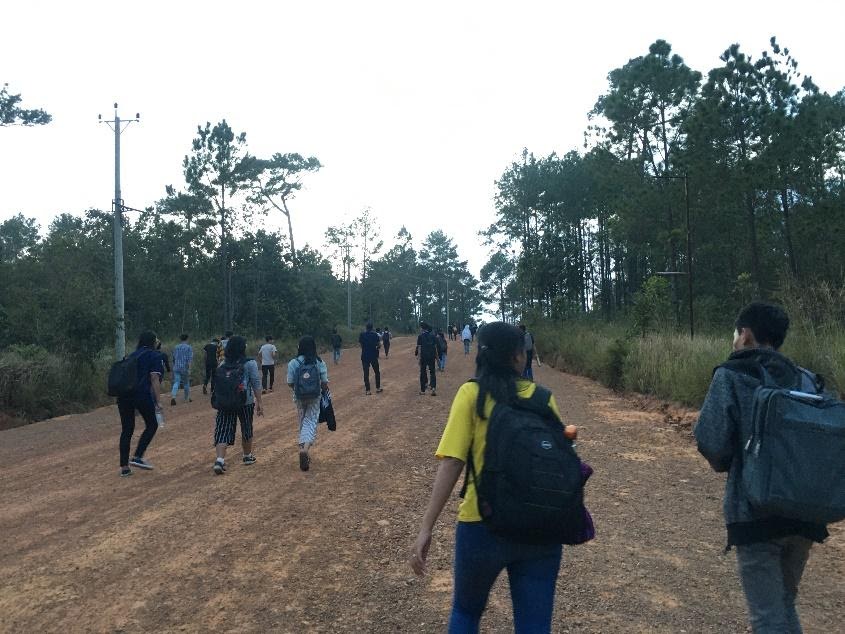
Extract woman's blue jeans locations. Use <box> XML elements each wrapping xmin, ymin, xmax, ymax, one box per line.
<box><xmin>449</xmin><ymin>521</ymin><xmax>562</xmax><ymax>633</ymax></box>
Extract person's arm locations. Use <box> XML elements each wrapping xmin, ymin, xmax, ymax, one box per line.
<box><xmin>149</xmin><ymin>354</ymin><xmax>164</xmax><ymax>407</ymax></box>
<box><xmin>253</xmin><ymin>386</ymin><xmax>263</xmax><ymax>416</ymax></box>
<box><xmin>319</xmin><ymin>360</ymin><xmax>329</xmax><ymax>391</ymax></box>
<box><xmin>694</xmin><ymin>368</ymin><xmax>738</xmax><ymax>473</ymax></box>
<box><xmin>150</xmin><ymin>372</ymin><xmax>162</xmax><ymax>407</ymax></box>
<box><xmin>248</xmin><ymin>361</ymin><xmax>263</xmax><ymax>415</ymax></box>
<box><xmin>286</xmin><ymin>359</ymin><xmax>296</xmax><ymax>390</ymax></box>
<box><xmin>410</xmin><ymin>457</ymin><xmax>465</xmax><ymax>576</ymax></box>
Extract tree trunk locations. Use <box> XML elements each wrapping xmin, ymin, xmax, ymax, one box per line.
<box><xmin>281</xmin><ymin>197</ymin><xmax>296</xmax><ymax>260</ymax></box>
<box><xmin>745</xmin><ymin>190</ymin><xmax>763</xmax><ymax>295</ymax></box>
<box><xmin>220</xmin><ymin>188</ymin><xmax>230</xmax><ymax>331</ymax></box>
<box><xmin>780</xmin><ymin>186</ymin><xmax>798</xmax><ymax>277</ymax></box>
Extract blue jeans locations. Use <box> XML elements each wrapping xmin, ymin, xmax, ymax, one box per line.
<box><xmin>332</xmin><ymin>348</ymin><xmax>342</xmax><ymax>364</ymax></box>
<box><xmin>171</xmin><ymin>369</ymin><xmax>190</xmax><ymax>400</ymax></box>
<box><xmin>736</xmin><ymin>536</ymin><xmax>813</xmax><ymax>633</ymax></box>
<box><xmin>449</xmin><ymin>522</ymin><xmax>562</xmax><ymax>633</ymax></box>
<box><xmin>439</xmin><ymin>353</ymin><xmax>447</xmax><ymax>371</ymax></box>
<box><xmin>463</xmin><ymin>340</ymin><xmax>471</xmax><ymax>355</ymax></box>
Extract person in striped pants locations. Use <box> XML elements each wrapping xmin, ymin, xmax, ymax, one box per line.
<box><xmin>212</xmin><ymin>336</ymin><xmax>263</xmax><ymax>475</ymax></box>
<box><xmin>287</xmin><ymin>336</ymin><xmax>329</xmax><ymax>471</ymax></box>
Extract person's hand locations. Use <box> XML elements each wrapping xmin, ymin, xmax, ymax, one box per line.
<box><xmin>256</xmin><ymin>403</ymin><xmax>264</xmax><ymax>417</ymax></box>
<box><xmin>409</xmin><ymin>528</ymin><xmax>432</xmax><ymax>576</ymax></box>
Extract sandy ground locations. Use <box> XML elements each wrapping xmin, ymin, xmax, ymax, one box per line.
<box><xmin>1</xmin><ymin>337</ymin><xmax>842</xmax><ymax>633</ymax></box>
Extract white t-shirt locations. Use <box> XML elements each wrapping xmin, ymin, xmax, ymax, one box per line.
<box><xmin>259</xmin><ymin>343</ymin><xmax>277</xmax><ymax>366</ymax></box>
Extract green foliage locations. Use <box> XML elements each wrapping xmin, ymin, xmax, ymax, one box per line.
<box><xmin>0</xmin><ymin>213</ymin><xmax>39</xmax><ymax>261</ymax></box>
<box><xmin>247</xmin><ymin>152</ymin><xmax>322</xmax><ymax>257</ymax></box>
<box><xmin>487</xmin><ymin>38</ymin><xmax>845</xmax><ymax>329</ymax></box>
<box><xmin>0</xmin><ymin>83</ymin><xmax>51</xmax><ymax>126</ymax></box>
<box><xmin>0</xmin><ymin>345</ymin><xmax>112</xmax><ymax>421</ymax></box>
<box><xmin>535</xmin><ymin>289</ymin><xmax>845</xmax><ymax>407</ymax></box>
<box><xmin>631</xmin><ymin>276</ymin><xmax>671</xmax><ymax>337</ymax></box>
<box><xmin>623</xmin><ymin>334</ymin><xmax>728</xmax><ymax>406</ymax></box>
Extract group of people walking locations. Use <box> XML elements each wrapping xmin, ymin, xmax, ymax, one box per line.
<box><xmin>111</xmin><ymin>306</ymin><xmax>829</xmax><ymax>633</ymax></box>
<box><xmin>409</xmin><ymin>303</ymin><xmax>835</xmax><ymax>633</ymax></box>
<box><xmin>115</xmin><ymin>330</ymin><xmax>333</xmax><ymax>477</ymax></box>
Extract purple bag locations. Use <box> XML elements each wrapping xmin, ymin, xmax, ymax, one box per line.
<box><xmin>565</xmin><ymin>461</ymin><xmax>596</xmax><ymax>545</ymax></box>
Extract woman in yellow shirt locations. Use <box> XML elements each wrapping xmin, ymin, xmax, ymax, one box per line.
<box><xmin>410</xmin><ymin>322</ymin><xmax>565</xmax><ymax>633</ymax></box>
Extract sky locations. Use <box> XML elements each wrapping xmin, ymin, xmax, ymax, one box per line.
<box><xmin>2</xmin><ymin>0</ymin><xmax>845</xmax><ymax>278</ymax></box>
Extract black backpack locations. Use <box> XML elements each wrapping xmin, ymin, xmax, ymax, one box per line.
<box><xmin>463</xmin><ymin>384</ymin><xmax>586</xmax><ymax>544</ymax></box>
<box><xmin>211</xmin><ymin>361</ymin><xmax>247</xmax><ymax>411</ymax></box>
<box><xmin>107</xmin><ymin>353</ymin><xmax>139</xmax><ymax>398</ymax></box>
<box><xmin>723</xmin><ymin>360</ymin><xmax>845</xmax><ymax>524</ymax></box>
<box><xmin>293</xmin><ymin>357</ymin><xmax>322</xmax><ymax>400</ymax></box>
<box><xmin>419</xmin><ymin>331</ymin><xmax>438</xmax><ymax>360</ymax></box>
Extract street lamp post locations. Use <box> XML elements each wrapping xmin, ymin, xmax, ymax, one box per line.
<box><xmin>99</xmin><ymin>103</ymin><xmax>140</xmax><ymax>359</ymax></box>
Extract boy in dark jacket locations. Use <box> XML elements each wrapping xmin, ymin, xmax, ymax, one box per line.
<box><xmin>415</xmin><ymin>322</ymin><xmax>438</xmax><ymax>396</ymax></box>
<box><xmin>202</xmin><ymin>337</ymin><xmax>220</xmax><ymax>395</ymax></box>
<box><xmin>695</xmin><ymin>302</ymin><xmax>828</xmax><ymax>633</ymax></box>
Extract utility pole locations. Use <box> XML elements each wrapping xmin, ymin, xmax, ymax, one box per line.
<box><xmin>99</xmin><ymin>103</ymin><xmax>140</xmax><ymax>360</ymax></box>
<box><xmin>684</xmin><ymin>174</ymin><xmax>694</xmax><ymax>338</ymax></box>
<box><xmin>445</xmin><ymin>278</ymin><xmax>450</xmax><ymax>332</ymax></box>
<box><xmin>652</xmin><ymin>172</ymin><xmax>694</xmax><ymax>338</ymax></box>
<box><xmin>345</xmin><ymin>241</ymin><xmax>352</xmax><ymax>329</ymax></box>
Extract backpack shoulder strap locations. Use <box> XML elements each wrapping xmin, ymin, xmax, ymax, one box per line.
<box><xmin>513</xmin><ymin>384</ymin><xmax>556</xmax><ymax>419</ymax></box>
<box><xmin>459</xmin><ymin>378</ymin><xmax>479</xmax><ymax>499</ymax></box>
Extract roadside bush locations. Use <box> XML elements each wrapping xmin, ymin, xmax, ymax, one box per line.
<box><xmin>623</xmin><ymin>334</ymin><xmax>728</xmax><ymax>406</ymax></box>
<box><xmin>0</xmin><ymin>344</ymin><xmax>112</xmax><ymax>421</ymax></box>
<box><xmin>535</xmin><ymin>313</ymin><xmax>845</xmax><ymax>409</ymax></box>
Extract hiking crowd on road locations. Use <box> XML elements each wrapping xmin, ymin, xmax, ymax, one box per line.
<box><xmin>108</xmin><ymin>303</ymin><xmax>840</xmax><ymax>633</ymax></box>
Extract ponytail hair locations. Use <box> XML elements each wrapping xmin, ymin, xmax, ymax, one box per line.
<box><xmin>474</xmin><ymin>322</ymin><xmax>524</xmax><ymax>418</ymax></box>
<box><xmin>224</xmin><ymin>335</ymin><xmax>247</xmax><ymax>362</ymax></box>
<box><xmin>297</xmin><ymin>335</ymin><xmax>317</xmax><ymax>363</ymax></box>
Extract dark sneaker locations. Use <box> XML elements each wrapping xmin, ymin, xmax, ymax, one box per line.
<box><xmin>366</xmin><ymin>390</ymin><xmax>372</xmax><ymax>396</ymax></box>
<box><xmin>431</xmin><ymin>389</ymin><xmax>437</xmax><ymax>396</ymax></box>
<box><xmin>170</xmin><ymin>398</ymin><xmax>177</xmax><ymax>406</ymax></box>
<box><xmin>213</xmin><ymin>460</ymin><xmax>226</xmax><ymax>475</ymax></box>
<box><xmin>262</xmin><ymin>389</ymin><xmax>267</xmax><ymax>395</ymax></box>
<box><xmin>269</xmin><ymin>387</ymin><xmax>274</xmax><ymax>392</ymax></box>
<box><xmin>376</xmin><ymin>387</ymin><xmax>383</xmax><ymax>393</ymax></box>
<box><xmin>242</xmin><ymin>454</ymin><xmax>257</xmax><ymax>465</ymax></box>
<box><xmin>299</xmin><ymin>451</ymin><xmax>310</xmax><ymax>472</ymax></box>
<box><xmin>420</xmin><ymin>390</ymin><xmax>426</xmax><ymax>395</ymax></box>
<box><xmin>129</xmin><ymin>457</ymin><xmax>154</xmax><ymax>470</ymax></box>
<box><xmin>202</xmin><ymin>385</ymin><xmax>208</xmax><ymax>395</ymax></box>
<box><xmin>120</xmin><ymin>468</ymin><xmax>132</xmax><ymax>477</ymax></box>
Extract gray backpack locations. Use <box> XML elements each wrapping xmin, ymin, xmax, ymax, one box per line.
<box><xmin>737</xmin><ymin>363</ymin><xmax>845</xmax><ymax>524</ymax></box>
<box><xmin>294</xmin><ymin>357</ymin><xmax>322</xmax><ymax>400</ymax></box>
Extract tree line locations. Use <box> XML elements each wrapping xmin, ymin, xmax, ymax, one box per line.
<box><xmin>483</xmin><ymin>38</ymin><xmax>845</xmax><ymax>328</ymax></box>
<box><xmin>0</xmin><ymin>105</ymin><xmax>483</xmax><ymax>359</ymax></box>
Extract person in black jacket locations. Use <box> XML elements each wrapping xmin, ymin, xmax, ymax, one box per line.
<box><xmin>382</xmin><ymin>327</ymin><xmax>392</xmax><ymax>358</ymax></box>
<box><xmin>695</xmin><ymin>302</ymin><xmax>828</xmax><ymax>633</ymax></box>
<box><xmin>359</xmin><ymin>322</ymin><xmax>382</xmax><ymax>395</ymax></box>
<box><xmin>202</xmin><ymin>337</ymin><xmax>220</xmax><ymax>395</ymax></box>
<box><xmin>330</xmin><ymin>329</ymin><xmax>343</xmax><ymax>365</ymax></box>
<box><xmin>415</xmin><ymin>322</ymin><xmax>439</xmax><ymax>396</ymax></box>
<box><xmin>436</xmin><ymin>329</ymin><xmax>448</xmax><ymax>372</ymax></box>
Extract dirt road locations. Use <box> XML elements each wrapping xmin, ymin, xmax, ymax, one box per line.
<box><xmin>1</xmin><ymin>337</ymin><xmax>842</xmax><ymax>633</ymax></box>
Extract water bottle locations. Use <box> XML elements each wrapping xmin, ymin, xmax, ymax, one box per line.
<box><xmin>155</xmin><ymin>407</ymin><xmax>165</xmax><ymax>429</ymax></box>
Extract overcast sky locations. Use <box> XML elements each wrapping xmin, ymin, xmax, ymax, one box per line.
<box><xmin>3</xmin><ymin>0</ymin><xmax>844</xmax><ymax>277</ymax></box>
